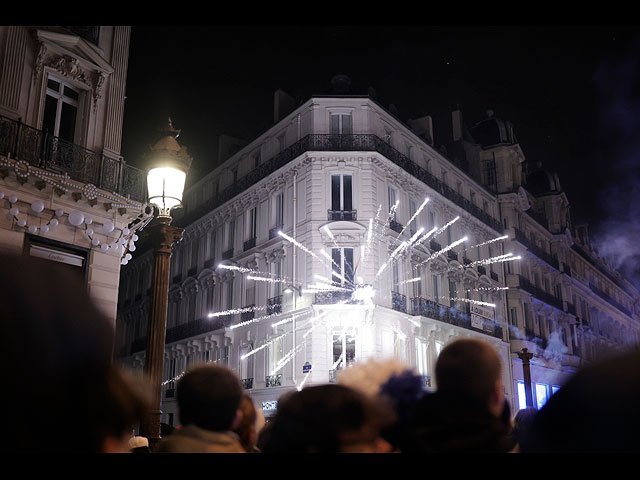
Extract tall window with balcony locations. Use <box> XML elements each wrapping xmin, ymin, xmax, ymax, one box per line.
<box><xmin>330</xmin><ymin>174</ymin><xmax>354</xmax><ymax>220</ymax></box>
<box><xmin>415</xmin><ymin>337</ymin><xmax>429</xmax><ymax>384</ymax></box>
<box><xmin>331</xmin><ymin>247</ymin><xmax>354</xmax><ymax>286</ymax></box>
<box><xmin>409</xmin><ymin>198</ymin><xmax>418</xmax><ymax>235</ymax></box>
<box><xmin>43</xmin><ymin>76</ymin><xmax>82</xmax><ymax>143</ymax></box>
<box><xmin>270</xmin><ymin>192</ymin><xmax>284</xmax><ymax>239</ymax></box>
<box><xmin>267</xmin><ymin>333</ymin><xmax>285</xmax><ymax>386</ymax></box>
<box><xmin>223</xmin><ymin>220</ymin><xmax>235</xmax><ymax>259</ymax></box>
<box><xmin>332</xmin><ymin>329</ymin><xmax>356</xmax><ymax>372</ymax></box>
<box><xmin>267</xmin><ymin>259</ymin><xmax>282</xmax><ymax>315</ymax></box>
<box><xmin>244</xmin><ymin>207</ymin><xmax>257</xmax><ymax>251</ymax></box>
<box><xmin>483</xmin><ymin>157</ymin><xmax>497</xmax><ymax>192</ymax></box>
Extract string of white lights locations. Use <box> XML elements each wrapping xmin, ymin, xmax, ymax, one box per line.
<box><xmin>416</xmin><ymin>236</ymin><xmax>468</xmax><ymax>266</ymax></box>
<box><xmin>396</xmin><ymin>197</ymin><xmax>429</xmax><ymax>238</ymax></box>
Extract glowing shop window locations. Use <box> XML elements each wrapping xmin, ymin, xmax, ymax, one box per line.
<box><xmin>517</xmin><ymin>381</ymin><xmax>527</xmax><ymax>410</ymax></box>
<box><xmin>551</xmin><ymin>385</ymin><xmax>561</xmax><ymax>395</ymax></box>
<box><xmin>535</xmin><ymin>383</ymin><xmax>549</xmax><ymax>410</ymax></box>
<box><xmin>415</xmin><ymin>338</ymin><xmax>428</xmax><ymax>376</ymax></box>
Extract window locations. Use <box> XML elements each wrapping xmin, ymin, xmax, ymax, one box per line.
<box><xmin>470</xmin><ymin>191</ymin><xmax>476</xmax><ymax>206</ymax></box>
<box><xmin>225</xmin><ymin>220</ymin><xmax>235</xmax><ymax>251</ymax></box>
<box><xmin>240</xmin><ymin>342</ymin><xmax>254</xmax><ymax>382</ymax></box>
<box><xmin>388</xmin><ymin>186</ymin><xmax>398</xmax><ymax>219</ymax></box>
<box><xmin>330</xmin><ymin>113</ymin><xmax>352</xmax><ymax>135</ymax></box>
<box><xmin>331</xmin><ymin>174</ymin><xmax>353</xmax><ymax>213</ymax></box>
<box><xmin>271</xmin><ymin>259</ymin><xmax>282</xmax><ymax>297</ymax></box>
<box><xmin>415</xmin><ymin>337</ymin><xmax>429</xmax><ymax>376</ymax></box>
<box><xmin>517</xmin><ymin>381</ymin><xmax>527</xmax><ymax>410</ymax></box>
<box><xmin>274</xmin><ymin>192</ymin><xmax>284</xmax><ymax>228</ymax></box>
<box><xmin>394</xmin><ymin>330</ymin><xmax>407</xmax><ymax>361</ymax></box>
<box><xmin>535</xmin><ymin>383</ymin><xmax>549</xmax><ymax>410</ymax></box>
<box><xmin>253</xmin><ymin>150</ymin><xmax>261</xmax><ymax>167</ymax></box>
<box><xmin>332</xmin><ymin>329</ymin><xmax>356</xmax><ymax>370</ymax></box>
<box><xmin>428</xmin><ymin>210</ymin><xmax>435</xmax><ymax>229</ymax></box>
<box><xmin>225</xmin><ymin>280</ymin><xmax>234</xmax><ymax>310</ymax></box>
<box><xmin>331</xmin><ymin>247</ymin><xmax>354</xmax><ymax>286</ymax></box>
<box><xmin>278</xmin><ymin>133</ymin><xmax>286</xmax><ymax>152</ymax></box>
<box><xmin>268</xmin><ymin>334</ymin><xmax>285</xmax><ymax>375</ymax></box>
<box><xmin>406</xmin><ymin>143</ymin><xmax>413</xmax><ymax>159</ymax></box>
<box><xmin>433</xmin><ymin>274</ymin><xmax>441</xmax><ymax>303</ymax></box>
<box><xmin>246</xmin><ymin>207</ymin><xmax>257</xmax><ymax>241</ymax></box>
<box><xmin>448</xmin><ymin>279</ymin><xmax>457</xmax><ymax>307</ymax></box>
<box><xmin>484</xmin><ymin>157</ymin><xmax>497</xmax><ymax>190</ymax></box>
<box><xmin>43</xmin><ymin>76</ymin><xmax>81</xmax><ymax>142</ymax></box>
<box><xmin>409</xmin><ymin>198</ymin><xmax>417</xmax><ymax>235</ymax></box>
<box><xmin>510</xmin><ymin>307</ymin><xmax>518</xmax><ymax>327</ymax></box>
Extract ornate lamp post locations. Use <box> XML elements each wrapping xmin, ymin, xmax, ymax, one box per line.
<box><xmin>139</xmin><ymin>119</ymin><xmax>192</xmax><ymax>449</ymax></box>
<box><xmin>517</xmin><ymin>347</ymin><xmax>535</xmax><ymax>408</ymax></box>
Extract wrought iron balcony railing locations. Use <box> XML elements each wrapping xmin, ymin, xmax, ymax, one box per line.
<box><xmin>130</xmin><ymin>316</ymin><xmax>228</xmax><ymax>353</ymax></box>
<box><xmin>0</xmin><ymin>114</ymin><xmax>145</xmax><ymax>202</ymax></box>
<box><xmin>411</xmin><ymin>297</ymin><xmax>503</xmax><ymax>340</ymax></box>
<box><xmin>242</xmin><ymin>378</ymin><xmax>254</xmax><ymax>390</ymax></box>
<box><xmin>328</xmin><ymin>210</ymin><xmax>357</xmax><ymax>221</ymax></box>
<box><xmin>513</xmin><ymin>229</ymin><xmax>559</xmax><ymax>270</ymax></box>
<box><xmin>517</xmin><ymin>275</ymin><xmax>564</xmax><ymax>311</ymax></box>
<box><xmin>241</xmin><ymin>305</ymin><xmax>255</xmax><ymax>322</ymax></box>
<box><xmin>243</xmin><ymin>237</ymin><xmax>256</xmax><ymax>252</ymax></box>
<box><xmin>589</xmin><ymin>282</ymin><xmax>633</xmax><ymax>317</ymax></box>
<box><xmin>429</xmin><ymin>239</ymin><xmax>441</xmax><ymax>252</ymax></box>
<box><xmin>267</xmin><ymin>295</ymin><xmax>282</xmax><ymax>315</ymax></box>
<box><xmin>477</xmin><ymin>265</ymin><xmax>487</xmax><ymax>276</ymax></box>
<box><xmin>314</xmin><ymin>290</ymin><xmax>355</xmax><ymax>305</ymax></box>
<box><xmin>269</xmin><ymin>225</ymin><xmax>283</xmax><ymax>240</ymax></box>
<box><xmin>222</xmin><ymin>248</ymin><xmax>234</xmax><ymax>260</ymax></box>
<box><xmin>490</xmin><ymin>271</ymin><xmax>499</xmax><ymax>282</ymax></box>
<box><xmin>392</xmin><ymin>291</ymin><xmax>407</xmax><ymax>312</ymax></box>
<box><xmin>266</xmin><ymin>374</ymin><xmax>282</xmax><ymax>387</ymax></box>
<box><xmin>447</xmin><ymin>250</ymin><xmax>459</xmax><ymax>261</ymax></box>
<box><xmin>389</xmin><ymin>219</ymin><xmax>403</xmax><ymax>234</ymax></box>
<box><xmin>178</xmin><ymin>133</ymin><xmax>503</xmax><ymax>233</ymax></box>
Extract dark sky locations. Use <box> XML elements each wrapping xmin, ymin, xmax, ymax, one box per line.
<box><xmin>120</xmin><ymin>26</ymin><xmax>640</xmax><ymax>283</ymax></box>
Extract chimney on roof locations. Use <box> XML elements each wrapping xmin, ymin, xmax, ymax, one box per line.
<box><xmin>452</xmin><ymin>107</ymin><xmax>463</xmax><ymax>142</ymax></box>
<box><xmin>408</xmin><ymin>116</ymin><xmax>434</xmax><ymax>146</ymax></box>
<box><xmin>274</xmin><ymin>89</ymin><xmax>296</xmax><ymax>123</ymax></box>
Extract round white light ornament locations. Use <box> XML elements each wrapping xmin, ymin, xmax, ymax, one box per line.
<box><xmin>31</xmin><ymin>200</ymin><xmax>45</xmax><ymax>213</ymax></box>
<box><xmin>85</xmin><ymin>228</ymin><xmax>94</xmax><ymax>236</ymax></box>
<box><xmin>100</xmin><ymin>244</ymin><xmax>108</xmax><ymax>252</ymax></box>
<box><xmin>41</xmin><ymin>225</ymin><xmax>50</xmax><ymax>233</ymax></box>
<box><xmin>123</xmin><ymin>228</ymin><xmax>130</xmax><ymax>235</ymax></box>
<box><xmin>49</xmin><ymin>218</ymin><xmax>59</xmax><ymax>227</ymax></box>
<box><xmin>55</xmin><ymin>209</ymin><xmax>64</xmax><ymax>217</ymax></box>
<box><xmin>85</xmin><ymin>217</ymin><xmax>93</xmax><ymax>225</ymax></box>
<box><xmin>17</xmin><ymin>218</ymin><xmax>27</xmax><ymax>227</ymax></box>
<box><xmin>0</xmin><ymin>192</ymin><xmax>5</xmax><ymax>199</ymax></box>
<box><xmin>102</xmin><ymin>220</ymin><xmax>115</xmax><ymax>233</ymax></box>
<box><xmin>91</xmin><ymin>237</ymin><xmax>100</xmax><ymax>246</ymax></box>
<box><xmin>9</xmin><ymin>207</ymin><xmax>19</xmax><ymax>216</ymax></box>
<box><xmin>68</xmin><ymin>210</ymin><xmax>85</xmax><ymax>226</ymax></box>
<box><xmin>8</xmin><ymin>195</ymin><xmax>18</xmax><ymax>204</ymax></box>
<box><xmin>28</xmin><ymin>225</ymin><xmax>38</xmax><ymax>234</ymax></box>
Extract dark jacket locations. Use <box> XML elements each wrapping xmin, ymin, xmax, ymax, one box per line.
<box><xmin>405</xmin><ymin>391</ymin><xmax>515</xmax><ymax>453</ymax></box>
<box><xmin>156</xmin><ymin>424</ymin><xmax>246</xmax><ymax>453</ymax></box>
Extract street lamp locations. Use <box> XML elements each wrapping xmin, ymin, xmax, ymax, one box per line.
<box><xmin>139</xmin><ymin>118</ymin><xmax>192</xmax><ymax>450</ymax></box>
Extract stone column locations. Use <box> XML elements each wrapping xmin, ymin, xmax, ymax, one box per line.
<box><xmin>517</xmin><ymin>347</ymin><xmax>534</xmax><ymax>408</ymax></box>
<box><xmin>139</xmin><ymin>218</ymin><xmax>183</xmax><ymax>450</ymax></box>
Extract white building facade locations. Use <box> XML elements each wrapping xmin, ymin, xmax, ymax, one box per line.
<box><xmin>117</xmin><ymin>93</ymin><xmax>517</xmax><ymax>424</ymax></box>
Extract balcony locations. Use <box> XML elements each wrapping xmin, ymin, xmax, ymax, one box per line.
<box><xmin>328</xmin><ymin>210</ymin><xmax>357</xmax><ymax>221</ymax></box>
<box><xmin>477</xmin><ymin>265</ymin><xmax>487</xmax><ymax>276</ymax></box>
<box><xmin>269</xmin><ymin>225</ymin><xmax>283</xmax><ymax>240</ymax></box>
<box><xmin>463</xmin><ymin>256</ymin><xmax>472</xmax><ymax>266</ymax></box>
<box><xmin>490</xmin><ymin>271</ymin><xmax>499</xmax><ymax>282</ymax></box>
<box><xmin>314</xmin><ymin>290</ymin><xmax>355</xmax><ymax>304</ymax></box>
<box><xmin>178</xmin><ymin>133</ymin><xmax>503</xmax><ymax>233</ymax></box>
<box><xmin>392</xmin><ymin>291</ymin><xmax>407</xmax><ymax>312</ymax></box>
<box><xmin>514</xmin><ymin>229</ymin><xmax>559</xmax><ymax>270</ymax></box>
<box><xmin>411</xmin><ymin>297</ymin><xmax>503</xmax><ymax>340</ymax></box>
<box><xmin>241</xmin><ymin>305</ymin><xmax>255</xmax><ymax>322</ymax></box>
<box><xmin>589</xmin><ymin>282</ymin><xmax>633</xmax><ymax>317</ymax></box>
<box><xmin>242</xmin><ymin>378</ymin><xmax>254</xmax><ymax>390</ymax></box>
<box><xmin>447</xmin><ymin>250</ymin><xmax>459</xmax><ymax>262</ymax></box>
<box><xmin>517</xmin><ymin>275</ymin><xmax>564</xmax><ymax>311</ymax></box>
<box><xmin>243</xmin><ymin>237</ymin><xmax>256</xmax><ymax>252</ymax></box>
<box><xmin>429</xmin><ymin>239</ymin><xmax>441</xmax><ymax>252</ymax></box>
<box><xmin>389</xmin><ymin>219</ymin><xmax>403</xmax><ymax>234</ymax></box>
<box><xmin>0</xmin><ymin>114</ymin><xmax>145</xmax><ymax>201</ymax></box>
<box><xmin>222</xmin><ymin>248</ymin><xmax>234</xmax><ymax>260</ymax></box>
<box><xmin>266</xmin><ymin>374</ymin><xmax>282</xmax><ymax>388</ymax></box>
<box><xmin>130</xmin><ymin>316</ymin><xmax>228</xmax><ymax>354</ymax></box>
<box><xmin>267</xmin><ymin>295</ymin><xmax>282</xmax><ymax>315</ymax></box>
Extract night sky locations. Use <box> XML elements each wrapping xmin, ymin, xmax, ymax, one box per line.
<box><xmin>120</xmin><ymin>25</ymin><xmax>640</xmax><ymax>285</ymax></box>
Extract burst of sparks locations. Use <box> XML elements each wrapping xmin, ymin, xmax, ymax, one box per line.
<box><xmin>417</xmin><ymin>236</ymin><xmax>468</xmax><ymax>266</ymax></box>
<box><xmin>279</xmin><ymin>231</ymin><xmax>318</xmax><ymax>258</ymax></box>
<box><xmin>397</xmin><ymin>197</ymin><xmax>429</xmax><ymax>237</ymax></box>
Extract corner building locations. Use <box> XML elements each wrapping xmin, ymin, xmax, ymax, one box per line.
<box><xmin>116</xmin><ymin>87</ymin><xmax>640</xmax><ymax>424</ymax></box>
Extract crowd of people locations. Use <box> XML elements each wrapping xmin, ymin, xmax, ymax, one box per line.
<box><xmin>4</xmin><ymin>254</ymin><xmax>640</xmax><ymax>453</ymax></box>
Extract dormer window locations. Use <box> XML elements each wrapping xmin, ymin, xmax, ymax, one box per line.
<box><xmin>330</xmin><ymin>113</ymin><xmax>352</xmax><ymax>135</ymax></box>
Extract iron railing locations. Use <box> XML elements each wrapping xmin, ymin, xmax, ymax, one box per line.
<box><xmin>411</xmin><ymin>297</ymin><xmax>503</xmax><ymax>340</ymax></box>
<box><xmin>389</xmin><ymin>219</ymin><xmax>404</xmax><ymax>234</ymax></box>
<box><xmin>392</xmin><ymin>291</ymin><xmax>407</xmax><ymax>312</ymax></box>
<box><xmin>242</xmin><ymin>378</ymin><xmax>254</xmax><ymax>390</ymax></box>
<box><xmin>514</xmin><ymin>229</ymin><xmax>559</xmax><ymax>270</ymax></box>
<box><xmin>178</xmin><ymin>134</ymin><xmax>503</xmax><ymax>233</ymax></box>
<box><xmin>589</xmin><ymin>282</ymin><xmax>633</xmax><ymax>317</ymax></box>
<box><xmin>328</xmin><ymin>210</ymin><xmax>357</xmax><ymax>221</ymax></box>
<box><xmin>130</xmin><ymin>316</ymin><xmax>227</xmax><ymax>353</ymax></box>
<box><xmin>267</xmin><ymin>295</ymin><xmax>282</xmax><ymax>315</ymax></box>
<box><xmin>222</xmin><ymin>248</ymin><xmax>234</xmax><ymax>260</ymax></box>
<box><xmin>517</xmin><ymin>275</ymin><xmax>564</xmax><ymax>311</ymax></box>
<box><xmin>0</xmin><ymin>114</ymin><xmax>146</xmax><ymax>202</ymax></box>
<box><xmin>266</xmin><ymin>374</ymin><xmax>282</xmax><ymax>387</ymax></box>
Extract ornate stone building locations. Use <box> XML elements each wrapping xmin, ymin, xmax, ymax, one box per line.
<box><xmin>0</xmin><ymin>26</ymin><xmax>149</xmax><ymax>325</ymax></box>
<box><xmin>116</xmin><ymin>80</ymin><xmax>640</xmax><ymax>425</ymax></box>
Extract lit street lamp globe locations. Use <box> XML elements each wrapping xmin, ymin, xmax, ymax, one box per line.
<box><xmin>144</xmin><ymin>118</ymin><xmax>193</xmax><ymax>221</ymax></box>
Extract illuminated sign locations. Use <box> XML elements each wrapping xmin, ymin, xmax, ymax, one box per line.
<box><xmin>262</xmin><ymin>400</ymin><xmax>278</xmax><ymax>411</ymax></box>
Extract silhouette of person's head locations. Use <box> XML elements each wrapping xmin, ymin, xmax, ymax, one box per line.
<box><xmin>435</xmin><ymin>338</ymin><xmax>504</xmax><ymax>416</ymax></box>
<box><xmin>1</xmin><ymin>255</ymin><xmax>149</xmax><ymax>452</ymax></box>
<box><xmin>176</xmin><ymin>364</ymin><xmax>243</xmax><ymax>432</ymax></box>
<box><xmin>262</xmin><ymin>384</ymin><xmax>395</xmax><ymax>453</ymax></box>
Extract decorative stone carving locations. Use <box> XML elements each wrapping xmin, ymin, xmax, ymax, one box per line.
<box><xmin>49</xmin><ymin>55</ymin><xmax>90</xmax><ymax>86</ymax></box>
<box><xmin>517</xmin><ymin>186</ymin><xmax>531</xmax><ymax>211</ymax></box>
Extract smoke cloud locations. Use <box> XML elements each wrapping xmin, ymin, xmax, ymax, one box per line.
<box><xmin>590</xmin><ymin>37</ymin><xmax>640</xmax><ymax>289</ymax></box>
